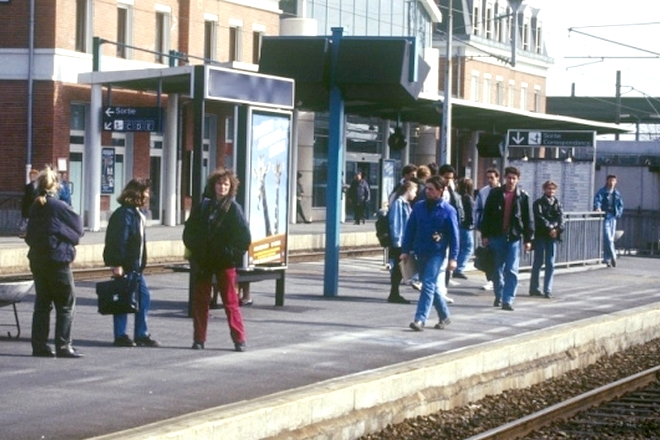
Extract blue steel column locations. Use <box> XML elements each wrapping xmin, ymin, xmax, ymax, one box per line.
<box><xmin>323</xmin><ymin>27</ymin><xmax>345</xmax><ymax>297</ymax></box>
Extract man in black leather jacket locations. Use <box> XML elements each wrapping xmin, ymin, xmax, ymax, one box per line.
<box><xmin>481</xmin><ymin>166</ymin><xmax>534</xmax><ymax>311</ymax></box>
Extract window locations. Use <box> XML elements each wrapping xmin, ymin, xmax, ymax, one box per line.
<box><xmin>534</xmin><ymin>87</ymin><xmax>542</xmax><ymax>112</ymax></box>
<box><xmin>204</xmin><ymin>19</ymin><xmax>217</xmax><ymax>61</ymax></box>
<box><xmin>535</xmin><ymin>23</ymin><xmax>543</xmax><ymax>54</ymax></box>
<box><xmin>522</xmin><ymin>17</ymin><xmax>530</xmax><ymax>51</ymax></box>
<box><xmin>520</xmin><ymin>84</ymin><xmax>528</xmax><ymax>110</ymax></box>
<box><xmin>483</xmin><ymin>77</ymin><xmax>491</xmax><ymax>104</ymax></box>
<box><xmin>75</xmin><ymin>0</ymin><xmax>91</xmax><ymax>53</ymax></box>
<box><xmin>116</xmin><ymin>5</ymin><xmax>131</xmax><ymax>59</ymax></box>
<box><xmin>472</xmin><ymin>4</ymin><xmax>481</xmax><ymax>36</ymax></box>
<box><xmin>155</xmin><ymin>10</ymin><xmax>171</xmax><ymax>64</ymax></box>
<box><xmin>485</xmin><ymin>3</ymin><xmax>493</xmax><ymax>39</ymax></box>
<box><xmin>508</xmin><ymin>82</ymin><xmax>515</xmax><ymax>108</ymax></box>
<box><xmin>496</xmin><ymin>80</ymin><xmax>504</xmax><ymax>106</ymax></box>
<box><xmin>252</xmin><ymin>31</ymin><xmax>263</xmax><ymax>64</ymax></box>
<box><xmin>229</xmin><ymin>26</ymin><xmax>242</xmax><ymax>62</ymax></box>
<box><xmin>470</xmin><ymin>74</ymin><xmax>480</xmax><ymax>102</ymax></box>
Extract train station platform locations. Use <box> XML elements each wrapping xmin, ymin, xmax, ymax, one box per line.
<box><xmin>0</xmin><ymin>220</ymin><xmax>381</xmax><ymax>275</ymax></box>
<box><xmin>1</xmin><ymin>246</ymin><xmax>659</xmax><ymax>439</ymax></box>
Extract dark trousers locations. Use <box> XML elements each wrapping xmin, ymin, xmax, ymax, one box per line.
<box><xmin>192</xmin><ymin>267</ymin><xmax>245</xmax><ymax>345</ymax></box>
<box><xmin>353</xmin><ymin>201</ymin><xmax>366</xmax><ymax>223</ymax></box>
<box><xmin>389</xmin><ymin>247</ymin><xmax>403</xmax><ymax>298</ymax></box>
<box><xmin>296</xmin><ymin>200</ymin><xmax>309</xmax><ymax>222</ymax></box>
<box><xmin>30</xmin><ymin>261</ymin><xmax>76</xmax><ymax>351</ymax></box>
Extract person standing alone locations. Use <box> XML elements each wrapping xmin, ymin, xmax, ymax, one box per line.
<box><xmin>593</xmin><ymin>174</ymin><xmax>623</xmax><ymax>267</ymax></box>
<box><xmin>529</xmin><ymin>180</ymin><xmax>564</xmax><ymax>298</ymax></box>
<box><xmin>348</xmin><ymin>171</ymin><xmax>370</xmax><ymax>224</ymax></box>
<box><xmin>481</xmin><ymin>166</ymin><xmax>534</xmax><ymax>311</ymax></box>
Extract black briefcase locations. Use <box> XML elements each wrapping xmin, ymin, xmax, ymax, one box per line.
<box><xmin>96</xmin><ymin>275</ymin><xmax>140</xmax><ymax>315</ymax></box>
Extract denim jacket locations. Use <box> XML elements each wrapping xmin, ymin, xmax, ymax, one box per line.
<box><xmin>593</xmin><ymin>186</ymin><xmax>623</xmax><ymax>219</ymax></box>
<box><xmin>402</xmin><ymin>198</ymin><xmax>459</xmax><ymax>260</ymax></box>
<box><xmin>388</xmin><ymin>196</ymin><xmax>411</xmax><ymax>248</ymax></box>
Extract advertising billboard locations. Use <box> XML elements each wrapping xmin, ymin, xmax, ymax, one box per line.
<box><xmin>244</xmin><ymin>109</ymin><xmax>292</xmax><ymax>267</ymax></box>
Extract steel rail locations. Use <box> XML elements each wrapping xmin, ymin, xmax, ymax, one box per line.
<box><xmin>465</xmin><ymin>365</ymin><xmax>660</xmax><ymax>440</ymax></box>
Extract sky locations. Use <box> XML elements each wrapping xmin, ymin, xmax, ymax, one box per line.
<box><xmin>527</xmin><ymin>0</ymin><xmax>660</xmax><ymax>99</ymax></box>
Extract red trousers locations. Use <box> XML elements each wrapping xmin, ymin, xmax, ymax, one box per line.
<box><xmin>192</xmin><ymin>267</ymin><xmax>246</xmax><ymax>344</ymax></box>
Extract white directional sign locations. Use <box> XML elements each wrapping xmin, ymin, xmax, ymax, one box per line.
<box><xmin>507</xmin><ymin>130</ymin><xmax>595</xmax><ymax>147</ymax></box>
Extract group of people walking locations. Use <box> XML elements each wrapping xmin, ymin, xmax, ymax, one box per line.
<box><xmin>384</xmin><ymin>163</ymin><xmax>623</xmax><ymax>331</ymax></box>
<box><xmin>22</xmin><ymin>161</ymin><xmax>623</xmax><ymax>357</ymax></box>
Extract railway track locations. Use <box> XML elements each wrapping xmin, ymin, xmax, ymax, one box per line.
<box><xmin>467</xmin><ymin>366</ymin><xmax>660</xmax><ymax>440</ymax></box>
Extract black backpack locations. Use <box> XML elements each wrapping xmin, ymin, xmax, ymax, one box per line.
<box><xmin>375</xmin><ymin>208</ymin><xmax>391</xmax><ymax>248</ymax></box>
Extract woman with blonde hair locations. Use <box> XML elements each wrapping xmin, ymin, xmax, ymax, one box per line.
<box><xmin>183</xmin><ymin>168</ymin><xmax>251</xmax><ymax>352</ymax></box>
<box><xmin>25</xmin><ymin>166</ymin><xmax>84</xmax><ymax>358</ymax></box>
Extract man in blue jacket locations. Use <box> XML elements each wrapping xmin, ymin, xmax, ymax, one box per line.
<box><xmin>593</xmin><ymin>174</ymin><xmax>624</xmax><ymax>267</ymax></box>
<box><xmin>481</xmin><ymin>166</ymin><xmax>534</xmax><ymax>311</ymax></box>
<box><xmin>401</xmin><ymin>175</ymin><xmax>459</xmax><ymax>331</ymax></box>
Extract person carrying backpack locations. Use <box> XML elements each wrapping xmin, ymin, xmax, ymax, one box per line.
<box><xmin>386</xmin><ymin>180</ymin><xmax>418</xmax><ymax>304</ymax></box>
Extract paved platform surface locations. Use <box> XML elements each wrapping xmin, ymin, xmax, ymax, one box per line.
<box><xmin>1</xmin><ymin>253</ymin><xmax>658</xmax><ymax>440</ymax></box>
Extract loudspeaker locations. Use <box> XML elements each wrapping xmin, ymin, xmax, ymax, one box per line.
<box><xmin>477</xmin><ymin>134</ymin><xmax>504</xmax><ymax>158</ymax></box>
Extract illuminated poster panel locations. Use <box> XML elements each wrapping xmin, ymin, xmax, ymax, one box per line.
<box><xmin>246</xmin><ymin>110</ymin><xmax>291</xmax><ymax>266</ymax></box>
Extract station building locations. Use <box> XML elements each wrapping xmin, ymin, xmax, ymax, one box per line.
<box><xmin>0</xmin><ymin>0</ymin><xmax>623</xmax><ymax>232</ymax></box>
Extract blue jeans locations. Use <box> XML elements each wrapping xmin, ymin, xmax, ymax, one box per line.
<box><xmin>113</xmin><ymin>273</ymin><xmax>151</xmax><ymax>339</ymax></box>
<box><xmin>603</xmin><ymin>215</ymin><xmax>617</xmax><ymax>263</ymax></box>
<box><xmin>489</xmin><ymin>235</ymin><xmax>521</xmax><ymax>305</ymax></box>
<box><xmin>414</xmin><ymin>254</ymin><xmax>450</xmax><ymax>324</ymax></box>
<box><xmin>530</xmin><ymin>237</ymin><xmax>557</xmax><ymax>294</ymax></box>
<box><xmin>456</xmin><ymin>228</ymin><xmax>474</xmax><ymax>273</ymax></box>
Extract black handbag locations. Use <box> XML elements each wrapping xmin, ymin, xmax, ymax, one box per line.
<box><xmin>96</xmin><ymin>274</ymin><xmax>140</xmax><ymax>315</ymax></box>
<box><xmin>474</xmin><ymin>246</ymin><xmax>496</xmax><ymax>274</ymax></box>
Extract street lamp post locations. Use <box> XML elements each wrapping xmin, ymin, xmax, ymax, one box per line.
<box><xmin>508</xmin><ymin>0</ymin><xmax>523</xmax><ymax>67</ymax></box>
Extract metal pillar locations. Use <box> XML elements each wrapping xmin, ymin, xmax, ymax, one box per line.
<box><xmin>323</xmin><ymin>27</ymin><xmax>345</xmax><ymax>297</ymax></box>
<box><xmin>163</xmin><ymin>94</ymin><xmax>179</xmax><ymax>226</ymax></box>
<box><xmin>86</xmin><ymin>83</ymin><xmax>102</xmax><ymax>231</ymax></box>
<box><xmin>440</xmin><ymin>0</ymin><xmax>453</xmax><ymax>165</ymax></box>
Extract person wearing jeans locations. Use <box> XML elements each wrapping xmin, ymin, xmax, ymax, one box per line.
<box><xmin>104</xmin><ymin>179</ymin><xmax>160</xmax><ymax>348</ymax></box>
<box><xmin>593</xmin><ymin>175</ymin><xmax>624</xmax><ymax>267</ymax></box>
<box><xmin>454</xmin><ymin>177</ymin><xmax>475</xmax><ymax>279</ymax></box>
<box><xmin>530</xmin><ymin>180</ymin><xmax>564</xmax><ymax>298</ymax></box>
<box><xmin>400</xmin><ymin>176</ymin><xmax>459</xmax><ymax>331</ymax></box>
<box><xmin>481</xmin><ymin>166</ymin><xmax>534</xmax><ymax>311</ymax></box>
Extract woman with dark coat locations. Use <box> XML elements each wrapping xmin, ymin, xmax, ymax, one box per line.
<box><xmin>183</xmin><ymin>169</ymin><xmax>251</xmax><ymax>352</ymax></box>
<box><xmin>26</xmin><ymin>166</ymin><xmax>84</xmax><ymax>358</ymax></box>
<box><xmin>103</xmin><ymin>179</ymin><xmax>160</xmax><ymax>348</ymax></box>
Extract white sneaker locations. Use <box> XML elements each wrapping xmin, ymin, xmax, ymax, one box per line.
<box><xmin>411</xmin><ymin>281</ymin><xmax>423</xmax><ymax>291</ymax></box>
<box><xmin>443</xmin><ymin>295</ymin><xmax>454</xmax><ymax>304</ymax></box>
<box><xmin>481</xmin><ymin>281</ymin><xmax>493</xmax><ymax>291</ymax></box>
<box><xmin>448</xmin><ymin>279</ymin><xmax>460</xmax><ymax>287</ymax></box>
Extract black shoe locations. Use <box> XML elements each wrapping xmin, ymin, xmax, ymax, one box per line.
<box><xmin>611</xmin><ymin>259</ymin><xmax>617</xmax><ymax>267</ymax></box>
<box><xmin>56</xmin><ymin>346</ymin><xmax>83</xmax><ymax>358</ymax></box>
<box><xmin>240</xmin><ymin>299</ymin><xmax>253</xmax><ymax>307</ymax></box>
<box><xmin>32</xmin><ymin>346</ymin><xmax>55</xmax><ymax>358</ymax></box>
<box><xmin>135</xmin><ymin>335</ymin><xmax>160</xmax><ymax>347</ymax></box>
<box><xmin>544</xmin><ymin>293</ymin><xmax>552</xmax><ymax>299</ymax></box>
<box><xmin>113</xmin><ymin>335</ymin><xmax>136</xmax><ymax>347</ymax></box>
<box><xmin>409</xmin><ymin>321</ymin><xmax>424</xmax><ymax>332</ymax></box>
<box><xmin>502</xmin><ymin>303</ymin><xmax>514</xmax><ymax>311</ymax></box>
<box><xmin>192</xmin><ymin>342</ymin><xmax>205</xmax><ymax>350</ymax></box>
<box><xmin>493</xmin><ymin>299</ymin><xmax>501</xmax><ymax>307</ymax></box>
<box><xmin>304</xmin><ymin>220</ymin><xmax>312</xmax><ymax>224</ymax></box>
<box><xmin>529</xmin><ymin>290</ymin><xmax>543</xmax><ymax>297</ymax></box>
<box><xmin>387</xmin><ymin>295</ymin><xmax>411</xmax><ymax>304</ymax></box>
<box><xmin>453</xmin><ymin>272</ymin><xmax>468</xmax><ymax>280</ymax></box>
<box><xmin>234</xmin><ymin>342</ymin><xmax>246</xmax><ymax>352</ymax></box>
